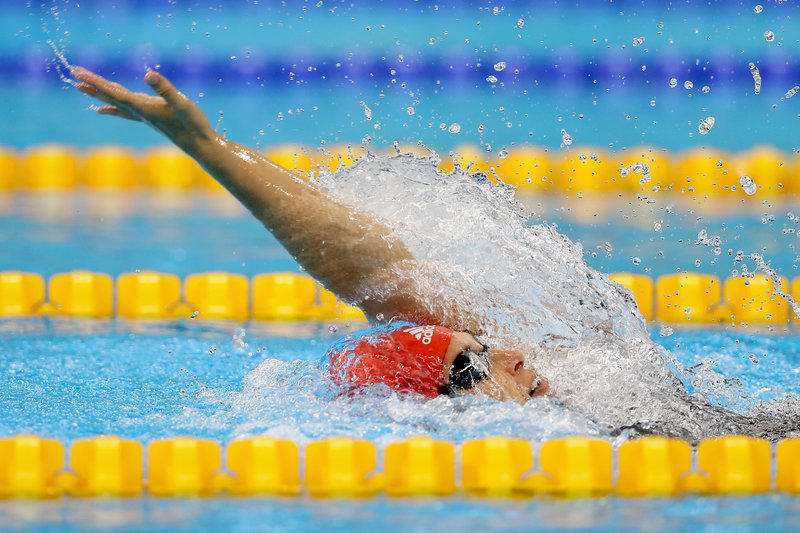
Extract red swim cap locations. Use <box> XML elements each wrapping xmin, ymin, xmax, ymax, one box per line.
<box><xmin>328</xmin><ymin>324</ymin><xmax>454</xmax><ymax>398</ymax></box>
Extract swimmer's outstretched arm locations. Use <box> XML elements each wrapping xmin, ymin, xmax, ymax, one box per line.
<box><xmin>72</xmin><ymin>67</ymin><xmax>428</xmax><ymax>319</ymax></box>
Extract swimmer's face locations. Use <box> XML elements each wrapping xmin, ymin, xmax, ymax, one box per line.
<box><xmin>442</xmin><ymin>332</ymin><xmax>549</xmax><ymax>403</ymax></box>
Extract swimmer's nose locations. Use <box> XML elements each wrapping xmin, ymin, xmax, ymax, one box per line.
<box><xmin>488</xmin><ymin>349</ymin><xmax>526</xmax><ymax>374</ymax></box>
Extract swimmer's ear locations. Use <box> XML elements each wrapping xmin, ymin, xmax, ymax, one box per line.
<box><xmin>144</xmin><ymin>70</ymin><xmax>186</xmax><ymax>109</ymax></box>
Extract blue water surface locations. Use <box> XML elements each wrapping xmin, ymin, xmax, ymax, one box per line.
<box><xmin>2</xmin><ymin>496</ymin><xmax>800</xmax><ymax>533</ymax></box>
<box><xmin>3</xmin><ymin>1</ymin><xmax>800</xmax><ymax>531</ymax></box>
<box><xmin>0</xmin><ymin>319</ymin><xmax>799</xmax><ymax>532</ymax></box>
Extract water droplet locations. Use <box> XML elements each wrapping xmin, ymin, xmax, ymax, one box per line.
<box><xmin>684</xmin><ymin>80</ymin><xmax>694</xmax><ymax>90</ymax></box>
<box><xmin>701</xmin><ymin>85</ymin><xmax>711</xmax><ymax>94</ymax></box>
<box><xmin>406</xmin><ymin>106</ymin><xmax>415</xmax><ymax>115</ymax></box>
<box><xmin>209</xmin><ymin>345</ymin><xmax>217</xmax><ymax>354</ymax></box>
<box><xmin>485</xmin><ymin>75</ymin><xmax>498</xmax><ymax>83</ymax></box>
<box><xmin>327</xmin><ymin>325</ymin><xmax>338</xmax><ymax>334</ymax></box>
<box><xmin>632</xmin><ymin>36</ymin><xmax>645</xmax><ymax>46</ymax></box>
<box><xmin>740</xmin><ymin>175</ymin><xmax>757</xmax><ymax>195</ymax></box>
<box><xmin>749</xmin><ymin>353</ymin><xmax>760</xmax><ymax>364</ymax></box>
<box><xmin>754</xmin><ymin>4</ymin><xmax>763</xmax><ymax>13</ymax></box>
<box><xmin>785</xmin><ymin>85</ymin><xmax>799</xmax><ymax>99</ymax></box>
<box><xmin>632</xmin><ymin>257</ymin><xmax>642</xmax><ymax>265</ymax></box>
<box><xmin>428</xmin><ymin>37</ymin><xmax>436</xmax><ymax>45</ymax></box>
<box><xmin>764</xmin><ymin>30</ymin><xmax>775</xmax><ymax>42</ymax></box>
<box><xmin>516</xmin><ymin>18</ymin><xmax>525</xmax><ymax>28</ymax></box>
<box><xmin>659</xmin><ymin>326</ymin><xmax>674</xmax><ymax>337</ymax></box>
<box><xmin>498</xmin><ymin>148</ymin><xmax>509</xmax><ymax>159</ymax></box>
<box><xmin>749</xmin><ymin>62</ymin><xmax>762</xmax><ymax>94</ymax></box>
<box><xmin>493</xmin><ymin>61</ymin><xmax>507</xmax><ymax>72</ymax></box>
<box><xmin>376</xmin><ymin>313</ymin><xmax>384</xmax><ymax>321</ymax></box>
<box><xmin>448</xmin><ymin>123</ymin><xmax>461</xmax><ymax>134</ymax></box>
<box><xmin>233</xmin><ymin>328</ymin><xmax>247</xmax><ymax>350</ymax></box>
<box><xmin>658</xmin><ymin>21</ymin><xmax>664</xmax><ymax>29</ymax></box>
<box><xmin>654</xmin><ymin>221</ymin><xmax>662</xmax><ymax>232</ymax></box>
<box><xmin>190</xmin><ymin>311</ymin><xmax>199</xmax><ymax>319</ymax></box>
<box><xmin>698</xmin><ymin>116</ymin><xmax>715</xmax><ymax>135</ymax></box>
<box><xmin>360</xmin><ymin>101</ymin><xmax>373</xmax><ymax>121</ymax></box>
<box><xmin>669</xmin><ymin>78</ymin><xmax>678</xmax><ymax>88</ymax></box>
<box><xmin>560</xmin><ymin>129</ymin><xmax>573</xmax><ymax>146</ymax></box>
<box><xmin>649</xmin><ymin>99</ymin><xmax>656</xmax><ymax>107</ymax></box>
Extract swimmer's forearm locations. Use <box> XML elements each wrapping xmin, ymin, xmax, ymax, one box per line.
<box><xmin>188</xmin><ymin>132</ymin><xmax>313</xmax><ymax>211</ymax></box>
<box><xmin>188</xmin><ymin>133</ymin><xmax>415</xmax><ymax>301</ymax></box>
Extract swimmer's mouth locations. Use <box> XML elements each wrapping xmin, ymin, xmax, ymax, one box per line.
<box><xmin>529</xmin><ymin>376</ymin><xmax>549</xmax><ymax>398</ymax></box>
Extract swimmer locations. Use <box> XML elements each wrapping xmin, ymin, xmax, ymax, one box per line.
<box><xmin>71</xmin><ymin>66</ymin><xmax>549</xmax><ymax>403</ymax></box>
<box><xmin>72</xmin><ymin>67</ymin><xmax>800</xmax><ymax>441</ymax></box>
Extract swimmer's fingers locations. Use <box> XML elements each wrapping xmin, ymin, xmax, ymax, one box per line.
<box><xmin>96</xmin><ymin>105</ymin><xmax>140</xmax><ymax>122</ymax></box>
<box><xmin>77</xmin><ymin>82</ymin><xmax>148</xmax><ymax>119</ymax></box>
<box><xmin>143</xmin><ymin>70</ymin><xmax>188</xmax><ymax>111</ymax></box>
<box><xmin>72</xmin><ymin>66</ymin><xmax>140</xmax><ymax>108</ymax></box>
<box><xmin>76</xmin><ymin>82</ymin><xmax>116</xmax><ymax>106</ymax></box>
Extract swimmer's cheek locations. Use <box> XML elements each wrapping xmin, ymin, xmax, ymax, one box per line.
<box><xmin>474</xmin><ymin>379</ymin><xmax>528</xmax><ymax>404</ymax></box>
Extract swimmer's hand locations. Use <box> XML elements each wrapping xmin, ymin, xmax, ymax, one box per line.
<box><xmin>72</xmin><ymin>67</ymin><xmax>213</xmax><ymax>154</ymax></box>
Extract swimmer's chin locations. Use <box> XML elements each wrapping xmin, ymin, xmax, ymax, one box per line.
<box><xmin>462</xmin><ymin>375</ymin><xmax>552</xmax><ymax>405</ymax></box>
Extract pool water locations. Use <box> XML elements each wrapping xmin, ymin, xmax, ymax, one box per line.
<box><xmin>2</xmin><ymin>193</ymin><xmax>798</xmax><ymax>281</ymax></box>
<box><xmin>4</xmin><ymin>2</ymin><xmax>800</xmax><ymax>152</ymax></box>
<box><xmin>4</xmin><ymin>1</ymin><xmax>800</xmax><ymax>531</ymax></box>
<box><xmin>2</xmin><ymin>186</ymin><xmax>800</xmax><ymax>531</ymax></box>
<box><xmin>1</xmin><ymin>318</ymin><xmax>799</xmax><ymax>443</ymax></box>
<box><xmin>2</xmin><ymin>495</ymin><xmax>800</xmax><ymax>533</ymax></box>
<box><xmin>0</xmin><ymin>323</ymin><xmax>799</xmax><ymax>531</ymax></box>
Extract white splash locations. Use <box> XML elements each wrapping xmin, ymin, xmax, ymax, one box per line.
<box><xmin>311</xmin><ymin>153</ymin><xmax>730</xmax><ymax>439</ymax></box>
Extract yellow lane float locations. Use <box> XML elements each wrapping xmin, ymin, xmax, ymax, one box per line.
<box><xmin>83</xmin><ymin>146</ymin><xmax>138</xmax><ymax>189</ymax></box>
<box><xmin>24</xmin><ymin>144</ymin><xmax>79</xmax><ymax>190</ymax></box>
<box><xmin>0</xmin><ymin>271</ymin><xmax>45</xmax><ymax>316</ymax></box>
